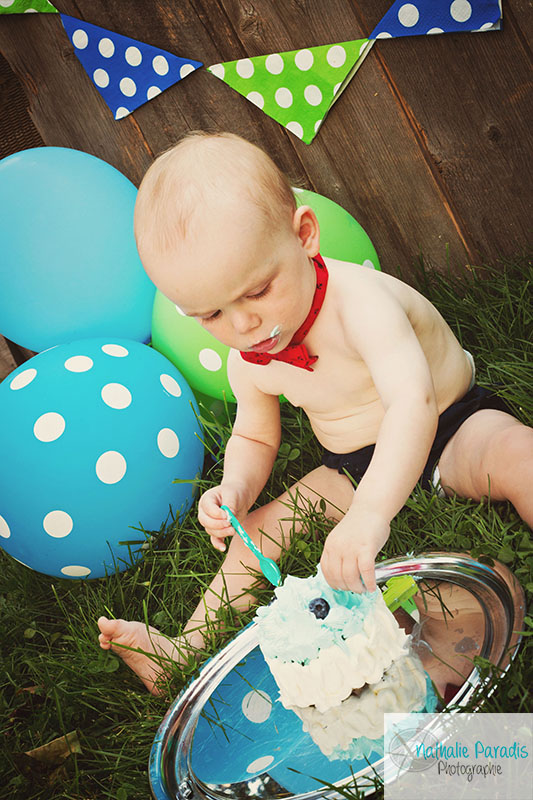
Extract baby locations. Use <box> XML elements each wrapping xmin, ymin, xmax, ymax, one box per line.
<box><xmin>98</xmin><ymin>131</ymin><xmax>532</xmax><ymax>693</ymax></box>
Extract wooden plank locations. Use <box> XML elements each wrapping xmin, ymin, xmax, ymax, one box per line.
<box><xmin>0</xmin><ymin>0</ymin><xmax>530</xmax><ymax>278</ymax></box>
<box><xmin>363</xmin><ymin>0</ymin><xmax>533</xmax><ymax>263</ymax></box>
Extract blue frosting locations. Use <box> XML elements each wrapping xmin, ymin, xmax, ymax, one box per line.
<box><xmin>255</xmin><ymin>567</ymin><xmax>380</xmax><ymax>663</ymax></box>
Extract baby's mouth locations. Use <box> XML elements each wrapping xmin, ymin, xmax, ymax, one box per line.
<box><xmin>248</xmin><ymin>325</ymin><xmax>282</xmax><ymax>354</ymax></box>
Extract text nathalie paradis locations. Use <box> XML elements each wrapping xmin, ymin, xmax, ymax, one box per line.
<box><xmin>417</xmin><ymin>739</ymin><xmax>530</xmax><ymax>781</ymax></box>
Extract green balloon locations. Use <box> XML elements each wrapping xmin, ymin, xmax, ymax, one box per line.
<box><xmin>151</xmin><ymin>190</ymin><xmax>379</xmax><ymax>401</ymax></box>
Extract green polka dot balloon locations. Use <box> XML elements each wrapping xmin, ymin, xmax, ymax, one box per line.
<box><xmin>207</xmin><ymin>39</ymin><xmax>373</xmax><ymax>144</ymax></box>
<box><xmin>0</xmin><ymin>0</ymin><xmax>58</xmax><ymax>12</ymax></box>
<box><xmin>150</xmin><ymin>189</ymin><xmax>379</xmax><ymax>402</ymax></box>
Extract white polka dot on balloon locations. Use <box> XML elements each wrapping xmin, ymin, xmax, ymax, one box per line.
<box><xmin>10</xmin><ymin>368</ymin><xmax>37</xmax><ymax>390</ymax></box>
<box><xmin>362</xmin><ymin>259</ymin><xmax>376</xmax><ymax>270</ymax></box>
<box><xmin>477</xmin><ymin>21</ymin><xmax>495</xmax><ymax>31</ymax></box>
<box><xmin>326</xmin><ymin>45</ymin><xmax>346</xmax><ymax>68</ymax></box>
<box><xmin>246</xmin><ymin>755</ymin><xmax>274</xmax><ymax>773</ymax></box>
<box><xmin>160</xmin><ymin>374</ymin><xmax>182</xmax><ymax>397</ymax></box>
<box><xmin>376</xmin><ymin>31</ymin><xmax>392</xmax><ymax>38</ymax></box>
<box><xmin>199</xmin><ymin>349</ymin><xmax>223</xmax><ymax>371</ymax></box>
<box><xmin>95</xmin><ymin>451</ymin><xmax>127</xmax><ymax>484</ymax></box>
<box><xmin>247</xmin><ymin>91</ymin><xmax>265</xmax><ymax>109</ymax></box>
<box><xmin>98</xmin><ymin>37</ymin><xmax>115</xmax><ymax>58</ymax></box>
<box><xmin>236</xmin><ymin>58</ymin><xmax>254</xmax><ymax>78</ymax></box>
<box><xmin>275</xmin><ymin>87</ymin><xmax>293</xmax><ymax>108</ymax></box>
<box><xmin>65</xmin><ymin>355</ymin><xmax>93</xmax><ymax>373</ymax></box>
<box><xmin>115</xmin><ymin>107</ymin><xmax>130</xmax><ymax>120</ymax></box>
<box><xmin>147</xmin><ymin>86</ymin><xmax>161</xmax><ymax>100</ymax></box>
<box><xmin>242</xmin><ymin>690</ymin><xmax>272</xmax><ymax>723</ymax></box>
<box><xmin>157</xmin><ymin>428</ymin><xmax>180</xmax><ymax>458</ymax></box>
<box><xmin>209</xmin><ymin>63</ymin><xmax>225</xmax><ymax>79</ymax></box>
<box><xmin>180</xmin><ymin>64</ymin><xmax>196</xmax><ymax>79</ymax></box>
<box><xmin>295</xmin><ymin>49</ymin><xmax>313</xmax><ymax>71</ymax></box>
<box><xmin>265</xmin><ymin>54</ymin><xmax>284</xmax><ymax>75</ymax></box>
<box><xmin>93</xmin><ymin>69</ymin><xmax>110</xmax><ymax>88</ymax></box>
<box><xmin>61</xmin><ymin>565</ymin><xmax>91</xmax><ymax>577</ymax></box>
<box><xmin>72</xmin><ymin>28</ymin><xmax>88</xmax><ymax>49</ymax></box>
<box><xmin>153</xmin><ymin>55</ymin><xmax>169</xmax><ymax>75</ymax></box>
<box><xmin>34</xmin><ymin>412</ymin><xmax>65</xmax><ymax>443</ymax></box>
<box><xmin>43</xmin><ymin>510</ymin><xmax>73</xmax><ymax>538</ymax></box>
<box><xmin>427</xmin><ymin>27</ymin><xmax>444</xmax><ymax>34</ymax></box>
<box><xmin>101</xmin><ymin>383</ymin><xmax>132</xmax><ymax>410</ymax></box>
<box><xmin>125</xmin><ymin>46</ymin><xmax>142</xmax><ymax>66</ymax></box>
<box><xmin>174</xmin><ymin>304</ymin><xmax>186</xmax><ymax>316</ymax></box>
<box><xmin>120</xmin><ymin>77</ymin><xmax>137</xmax><ymax>97</ymax></box>
<box><xmin>314</xmin><ymin>119</ymin><xmax>323</xmax><ymax>133</ymax></box>
<box><xmin>102</xmin><ymin>344</ymin><xmax>129</xmax><ymax>358</ymax></box>
<box><xmin>0</xmin><ymin>1</ymin><xmax>15</xmax><ymax>5</ymax></box>
<box><xmin>398</xmin><ymin>3</ymin><xmax>419</xmax><ymax>26</ymax></box>
<box><xmin>286</xmin><ymin>121</ymin><xmax>304</xmax><ymax>139</ymax></box>
<box><xmin>304</xmin><ymin>84</ymin><xmax>322</xmax><ymax>106</ymax></box>
<box><xmin>0</xmin><ymin>515</ymin><xmax>11</xmax><ymax>539</ymax></box>
<box><xmin>450</xmin><ymin>0</ymin><xmax>472</xmax><ymax>22</ymax></box>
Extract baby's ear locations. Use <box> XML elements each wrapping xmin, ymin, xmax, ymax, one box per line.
<box><xmin>293</xmin><ymin>205</ymin><xmax>320</xmax><ymax>257</ymax></box>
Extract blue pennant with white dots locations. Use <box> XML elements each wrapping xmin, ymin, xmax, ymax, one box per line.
<box><xmin>369</xmin><ymin>0</ymin><xmax>502</xmax><ymax>39</ymax></box>
<box><xmin>60</xmin><ymin>15</ymin><xmax>203</xmax><ymax>119</ymax></box>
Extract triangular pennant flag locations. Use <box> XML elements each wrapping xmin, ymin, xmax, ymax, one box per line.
<box><xmin>208</xmin><ymin>39</ymin><xmax>374</xmax><ymax>145</ymax></box>
<box><xmin>0</xmin><ymin>0</ymin><xmax>58</xmax><ymax>13</ymax></box>
<box><xmin>60</xmin><ymin>15</ymin><xmax>202</xmax><ymax>119</ymax></box>
<box><xmin>369</xmin><ymin>0</ymin><xmax>502</xmax><ymax>39</ymax></box>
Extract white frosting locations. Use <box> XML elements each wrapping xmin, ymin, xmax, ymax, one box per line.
<box><xmin>265</xmin><ymin>591</ymin><xmax>409</xmax><ymax>713</ymax></box>
<box><xmin>292</xmin><ymin>654</ymin><xmax>428</xmax><ymax>756</ymax></box>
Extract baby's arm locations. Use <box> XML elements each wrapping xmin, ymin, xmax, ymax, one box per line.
<box><xmin>198</xmin><ymin>351</ymin><xmax>281</xmax><ymax>550</ymax></box>
<box><xmin>321</xmin><ymin>285</ymin><xmax>438</xmax><ymax>592</ymax></box>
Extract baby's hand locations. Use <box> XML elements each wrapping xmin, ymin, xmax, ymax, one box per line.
<box><xmin>320</xmin><ymin>508</ymin><xmax>390</xmax><ymax>593</ymax></box>
<box><xmin>197</xmin><ymin>484</ymin><xmax>250</xmax><ymax>552</ymax></box>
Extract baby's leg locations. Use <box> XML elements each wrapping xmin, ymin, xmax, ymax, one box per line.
<box><xmin>437</xmin><ymin>409</ymin><xmax>533</xmax><ymax>526</ymax></box>
<box><xmin>98</xmin><ymin>465</ymin><xmax>354</xmax><ymax>694</ymax></box>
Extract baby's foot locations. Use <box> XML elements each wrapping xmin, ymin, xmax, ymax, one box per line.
<box><xmin>97</xmin><ymin>616</ymin><xmax>187</xmax><ymax>695</ymax></box>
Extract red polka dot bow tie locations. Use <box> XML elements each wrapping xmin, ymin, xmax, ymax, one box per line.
<box><xmin>240</xmin><ymin>254</ymin><xmax>328</xmax><ymax>371</ymax></box>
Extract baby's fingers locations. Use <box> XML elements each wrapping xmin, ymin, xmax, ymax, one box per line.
<box><xmin>342</xmin><ymin>557</ymin><xmax>364</xmax><ymax>594</ymax></box>
<box><xmin>358</xmin><ymin>551</ymin><xmax>376</xmax><ymax>592</ymax></box>
<box><xmin>209</xmin><ymin>533</ymin><xmax>227</xmax><ymax>552</ymax></box>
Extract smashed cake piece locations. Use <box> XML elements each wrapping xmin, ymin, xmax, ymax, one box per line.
<box><xmin>255</xmin><ymin>567</ymin><xmax>435</xmax><ymax>760</ymax></box>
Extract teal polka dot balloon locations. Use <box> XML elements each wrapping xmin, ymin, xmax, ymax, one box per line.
<box><xmin>0</xmin><ymin>339</ymin><xmax>204</xmax><ymax>579</ymax></box>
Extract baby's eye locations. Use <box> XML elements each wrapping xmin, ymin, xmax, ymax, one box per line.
<box><xmin>201</xmin><ymin>310</ymin><xmax>221</xmax><ymax>323</ymax></box>
<box><xmin>247</xmin><ymin>282</ymin><xmax>272</xmax><ymax>300</ymax></box>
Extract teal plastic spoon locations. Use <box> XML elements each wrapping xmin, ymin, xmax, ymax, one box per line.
<box><xmin>221</xmin><ymin>504</ymin><xmax>282</xmax><ymax>587</ymax></box>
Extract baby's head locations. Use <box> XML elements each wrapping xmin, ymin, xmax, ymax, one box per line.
<box><xmin>134</xmin><ymin>132</ymin><xmax>320</xmax><ymax>353</ymax></box>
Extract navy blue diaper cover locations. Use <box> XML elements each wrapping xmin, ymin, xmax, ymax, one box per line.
<box><xmin>321</xmin><ymin>384</ymin><xmax>512</xmax><ymax>492</ymax></box>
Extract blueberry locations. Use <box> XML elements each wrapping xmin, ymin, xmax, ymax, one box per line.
<box><xmin>308</xmin><ymin>597</ymin><xmax>330</xmax><ymax>619</ymax></box>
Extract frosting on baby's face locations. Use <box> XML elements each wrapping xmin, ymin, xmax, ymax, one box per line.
<box><xmin>255</xmin><ymin>567</ymin><xmax>380</xmax><ymax>664</ymax></box>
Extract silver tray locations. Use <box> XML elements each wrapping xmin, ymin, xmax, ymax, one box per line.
<box><xmin>149</xmin><ymin>552</ymin><xmax>525</xmax><ymax>800</ymax></box>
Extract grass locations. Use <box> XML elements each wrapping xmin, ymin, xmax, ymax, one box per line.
<box><xmin>1</xmin><ymin>251</ymin><xmax>532</xmax><ymax>800</ymax></box>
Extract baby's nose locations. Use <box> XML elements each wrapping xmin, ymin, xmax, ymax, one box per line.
<box><xmin>231</xmin><ymin>310</ymin><xmax>260</xmax><ymax>334</ymax></box>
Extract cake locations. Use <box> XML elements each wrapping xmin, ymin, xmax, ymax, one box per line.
<box><xmin>254</xmin><ymin>567</ymin><xmax>435</xmax><ymax>760</ymax></box>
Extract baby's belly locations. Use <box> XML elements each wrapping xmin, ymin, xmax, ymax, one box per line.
<box><xmin>307</xmin><ymin>404</ymin><xmax>385</xmax><ymax>454</ymax></box>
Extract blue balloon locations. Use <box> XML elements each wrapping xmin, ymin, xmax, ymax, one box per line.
<box><xmin>0</xmin><ymin>339</ymin><xmax>204</xmax><ymax>579</ymax></box>
<box><xmin>0</xmin><ymin>147</ymin><xmax>155</xmax><ymax>351</ymax></box>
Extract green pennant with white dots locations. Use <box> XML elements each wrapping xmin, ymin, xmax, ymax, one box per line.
<box><xmin>0</xmin><ymin>0</ymin><xmax>58</xmax><ymax>12</ymax></box>
<box><xmin>207</xmin><ymin>39</ymin><xmax>374</xmax><ymax>144</ymax></box>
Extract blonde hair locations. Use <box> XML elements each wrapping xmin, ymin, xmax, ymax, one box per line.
<box><xmin>134</xmin><ymin>131</ymin><xmax>297</xmax><ymax>268</ymax></box>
